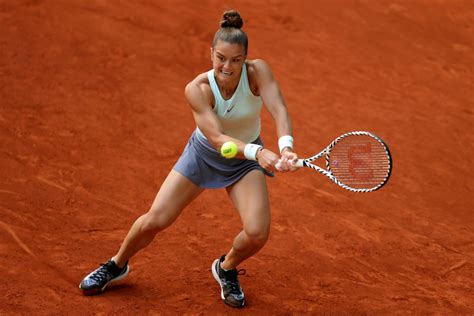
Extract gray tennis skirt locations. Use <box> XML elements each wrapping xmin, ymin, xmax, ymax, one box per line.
<box><xmin>173</xmin><ymin>130</ymin><xmax>273</xmax><ymax>189</ymax></box>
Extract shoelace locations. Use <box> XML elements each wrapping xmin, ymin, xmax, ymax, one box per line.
<box><xmin>224</xmin><ymin>269</ymin><xmax>246</xmax><ymax>295</ymax></box>
<box><xmin>89</xmin><ymin>262</ymin><xmax>115</xmax><ymax>282</ymax></box>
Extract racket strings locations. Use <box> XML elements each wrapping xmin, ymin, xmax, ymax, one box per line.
<box><xmin>328</xmin><ymin>136</ymin><xmax>391</xmax><ymax>189</ymax></box>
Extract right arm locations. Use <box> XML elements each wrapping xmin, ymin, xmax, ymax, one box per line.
<box><xmin>184</xmin><ymin>78</ymin><xmax>248</xmax><ymax>159</ymax></box>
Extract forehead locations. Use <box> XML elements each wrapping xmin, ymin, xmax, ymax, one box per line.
<box><xmin>213</xmin><ymin>40</ymin><xmax>245</xmax><ymax>56</ymax></box>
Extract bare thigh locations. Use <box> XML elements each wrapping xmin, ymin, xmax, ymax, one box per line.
<box><xmin>147</xmin><ymin>169</ymin><xmax>204</xmax><ymax>229</ymax></box>
<box><xmin>226</xmin><ymin>170</ymin><xmax>270</xmax><ymax>237</ymax></box>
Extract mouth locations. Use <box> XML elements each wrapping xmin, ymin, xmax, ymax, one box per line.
<box><xmin>220</xmin><ymin>70</ymin><xmax>232</xmax><ymax>77</ymax></box>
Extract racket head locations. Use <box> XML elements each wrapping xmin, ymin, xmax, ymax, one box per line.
<box><xmin>326</xmin><ymin>131</ymin><xmax>392</xmax><ymax>192</ymax></box>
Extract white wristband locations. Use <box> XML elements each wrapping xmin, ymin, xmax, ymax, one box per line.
<box><xmin>278</xmin><ymin>135</ymin><xmax>294</xmax><ymax>153</ymax></box>
<box><xmin>244</xmin><ymin>144</ymin><xmax>263</xmax><ymax>161</ymax></box>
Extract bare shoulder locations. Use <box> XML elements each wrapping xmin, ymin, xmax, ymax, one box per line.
<box><xmin>246</xmin><ymin>59</ymin><xmax>272</xmax><ymax>77</ymax></box>
<box><xmin>185</xmin><ymin>72</ymin><xmax>211</xmax><ymax>97</ymax></box>
<box><xmin>184</xmin><ymin>72</ymin><xmax>213</xmax><ymax>108</ymax></box>
<box><xmin>246</xmin><ymin>59</ymin><xmax>274</xmax><ymax>95</ymax></box>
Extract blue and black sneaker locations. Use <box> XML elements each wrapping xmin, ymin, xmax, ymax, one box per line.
<box><xmin>211</xmin><ymin>255</ymin><xmax>246</xmax><ymax>308</ymax></box>
<box><xmin>79</xmin><ymin>259</ymin><xmax>129</xmax><ymax>295</ymax></box>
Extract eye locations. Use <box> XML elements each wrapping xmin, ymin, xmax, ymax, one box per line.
<box><xmin>232</xmin><ymin>58</ymin><xmax>240</xmax><ymax>63</ymax></box>
<box><xmin>217</xmin><ymin>55</ymin><xmax>224</xmax><ymax>61</ymax></box>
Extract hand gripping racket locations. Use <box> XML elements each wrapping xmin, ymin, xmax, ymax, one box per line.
<box><xmin>278</xmin><ymin>131</ymin><xmax>392</xmax><ymax>192</ymax></box>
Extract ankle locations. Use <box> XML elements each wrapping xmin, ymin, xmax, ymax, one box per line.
<box><xmin>111</xmin><ymin>256</ymin><xmax>126</xmax><ymax>269</ymax></box>
<box><xmin>220</xmin><ymin>260</ymin><xmax>235</xmax><ymax>271</ymax></box>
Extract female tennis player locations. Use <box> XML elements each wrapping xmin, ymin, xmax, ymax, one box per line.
<box><xmin>79</xmin><ymin>10</ymin><xmax>298</xmax><ymax>308</ymax></box>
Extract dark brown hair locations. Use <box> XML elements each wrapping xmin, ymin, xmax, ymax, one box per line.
<box><xmin>212</xmin><ymin>10</ymin><xmax>248</xmax><ymax>54</ymax></box>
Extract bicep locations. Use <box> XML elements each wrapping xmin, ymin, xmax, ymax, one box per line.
<box><xmin>253</xmin><ymin>60</ymin><xmax>292</xmax><ymax>136</ymax></box>
<box><xmin>184</xmin><ymin>83</ymin><xmax>223</xmax><ymax>142</ymax></box>
<box><xmin>255</xmin><ymin>61</ymin><xmax>288</xmax><ymax>117</ymax></box>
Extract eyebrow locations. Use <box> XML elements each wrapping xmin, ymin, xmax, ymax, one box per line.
<box><xmin>216</xmin><ymin>51</ymin><xmax>244</xmax><ymax>58</ymax></box>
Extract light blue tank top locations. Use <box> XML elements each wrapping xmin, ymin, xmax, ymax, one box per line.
<box><xmin>196</xmin><ymin>63</ymin><xmax>263</xmax><ymax>143</ymax></box>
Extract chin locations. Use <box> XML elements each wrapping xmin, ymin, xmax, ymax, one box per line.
<box><xmin>217</xmin><ymin>72</ymin><xmax>233</xmax><ymax>82</ymax></box>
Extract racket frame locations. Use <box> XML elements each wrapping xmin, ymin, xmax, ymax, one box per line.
<box><xmin>297</xmin><ymin>131</ymin><xmax>392</xmax><ymax>193</ymax></box>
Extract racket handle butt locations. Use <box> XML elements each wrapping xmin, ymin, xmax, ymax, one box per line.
<box><xmin>275</xmin><ymin>159</ymin><xmax>304</xmax><ymax>170</ymax></box>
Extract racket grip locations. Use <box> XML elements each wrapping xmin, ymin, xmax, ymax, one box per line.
<box><xmin>275</xmin><ymin>159</ymin><xmax>304</xmax><ymax>170</ymax></box>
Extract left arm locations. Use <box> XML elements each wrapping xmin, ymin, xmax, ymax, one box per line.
<box><xmin>250</xmin><ymin>59</ymin><xmax>298</xmax><ymax>171</ymax></box>
<box><xmin>251</xmin><ymin>59</ymin><xmax>292</xmax><ymax>139</ymax></box>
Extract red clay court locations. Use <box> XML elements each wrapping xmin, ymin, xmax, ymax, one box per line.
<box><xmin>0</xmin><ymin>0</ymin><xmax>473</xmax><ymax>314</ymax></box>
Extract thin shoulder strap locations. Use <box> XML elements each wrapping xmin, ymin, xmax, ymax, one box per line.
<box><xmin>241</xmin><ymin>63</ymin><xmax>253</xmax><ymax>96</ymax></box>
<box><xmin>207</xmin><ymin>69</ymin><xmax>222</xmax><ymax>102</ymax></box>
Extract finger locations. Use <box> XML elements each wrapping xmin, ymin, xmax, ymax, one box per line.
<box><xmin>275</xmin><ymin>159</ymin><xmax>289</xmax><ymax>172</ymax></box>
<box><xmin>275</xmin><ymin>159</ymin><xmax>282</xmax><ymax>171</ymax></box>
<box><xmin>275</xmin><ymin>160</ymin><xmax>287</xmax><ymax>171</ymax></box>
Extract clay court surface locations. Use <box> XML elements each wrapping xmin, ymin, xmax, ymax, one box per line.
<box><xmin>1</xmin><ymin>0</ymin><xmax>473</xmax><ymax>314</ymax></box>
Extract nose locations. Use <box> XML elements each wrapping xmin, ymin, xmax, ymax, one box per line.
<box><xmin>222</xmin><ymin>60</ymin><xmax>231</xmax><ymax>70</ymax></box>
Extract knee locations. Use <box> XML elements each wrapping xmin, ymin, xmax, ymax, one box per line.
<box><xmin>244</xmin><ymin>225</ymin><xmax>270</xmax><ymax>247</ymax></box>
<box><xmin>140</xmin><ymin>209</ymin><xmax>174</xmax><ymax>234</ymax></box>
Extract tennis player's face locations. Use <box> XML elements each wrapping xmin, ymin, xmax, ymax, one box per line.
<box><xmin>211</xmin><ymin>41</ymin><xmax>246</xmax><ymax>85</ymax></box>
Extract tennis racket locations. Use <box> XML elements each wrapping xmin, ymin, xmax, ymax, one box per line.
<box><xmin>277</xmin><ymin>131</ymin><xmax>392</xmax><ymax>192</ymax></box>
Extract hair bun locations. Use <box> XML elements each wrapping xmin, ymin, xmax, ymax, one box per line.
<box><xmin>220</xmin><ymin>10</ymin><xmax>243</xmax><ymax>29</ymax></box>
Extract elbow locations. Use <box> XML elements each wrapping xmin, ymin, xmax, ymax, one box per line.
<box><xmin>208</xmin><ymin>136</ymin><xmax>225</xmax><ymax>151</ymax></box>
<box><xmin>202</xmin><ymin>132</ymin><xmax>225</xmax><ymax>151</ymax></box>
<box><xmin>207</xmin><ymin>138</ymin><xmax>219</xmax><ymax>150</ymax></box>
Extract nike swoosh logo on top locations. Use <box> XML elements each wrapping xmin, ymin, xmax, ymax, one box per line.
<box><xmin>226</xmin><ymin>104</ymin><xmax>235</xmax><ymax>112</ymax></box>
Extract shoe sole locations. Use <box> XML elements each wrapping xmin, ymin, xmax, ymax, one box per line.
<box><xmin>79</xmin><ymin>265</ymin><xmax>130</xmax><ymax>296</ymax></box>
<box><xmin>211</xmin><ymin>259</ymin><xmax>245</xmax><ymax>308</ymax></box>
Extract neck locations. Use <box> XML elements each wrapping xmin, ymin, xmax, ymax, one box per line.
<box><xmin>218</xmin><ymin>79</ymin><xmax>239</xmax><ymax>94</ymax></box>
<box><xmin>215</xmin><ymin>70</ymin><xmax>241</xmax><ymax>98</ymax></box>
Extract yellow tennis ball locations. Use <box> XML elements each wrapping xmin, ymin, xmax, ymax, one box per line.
<box><xmin>220</xmin><ymin>141</ymin><xmax>238</xmax><ymax>159</ymax></box>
